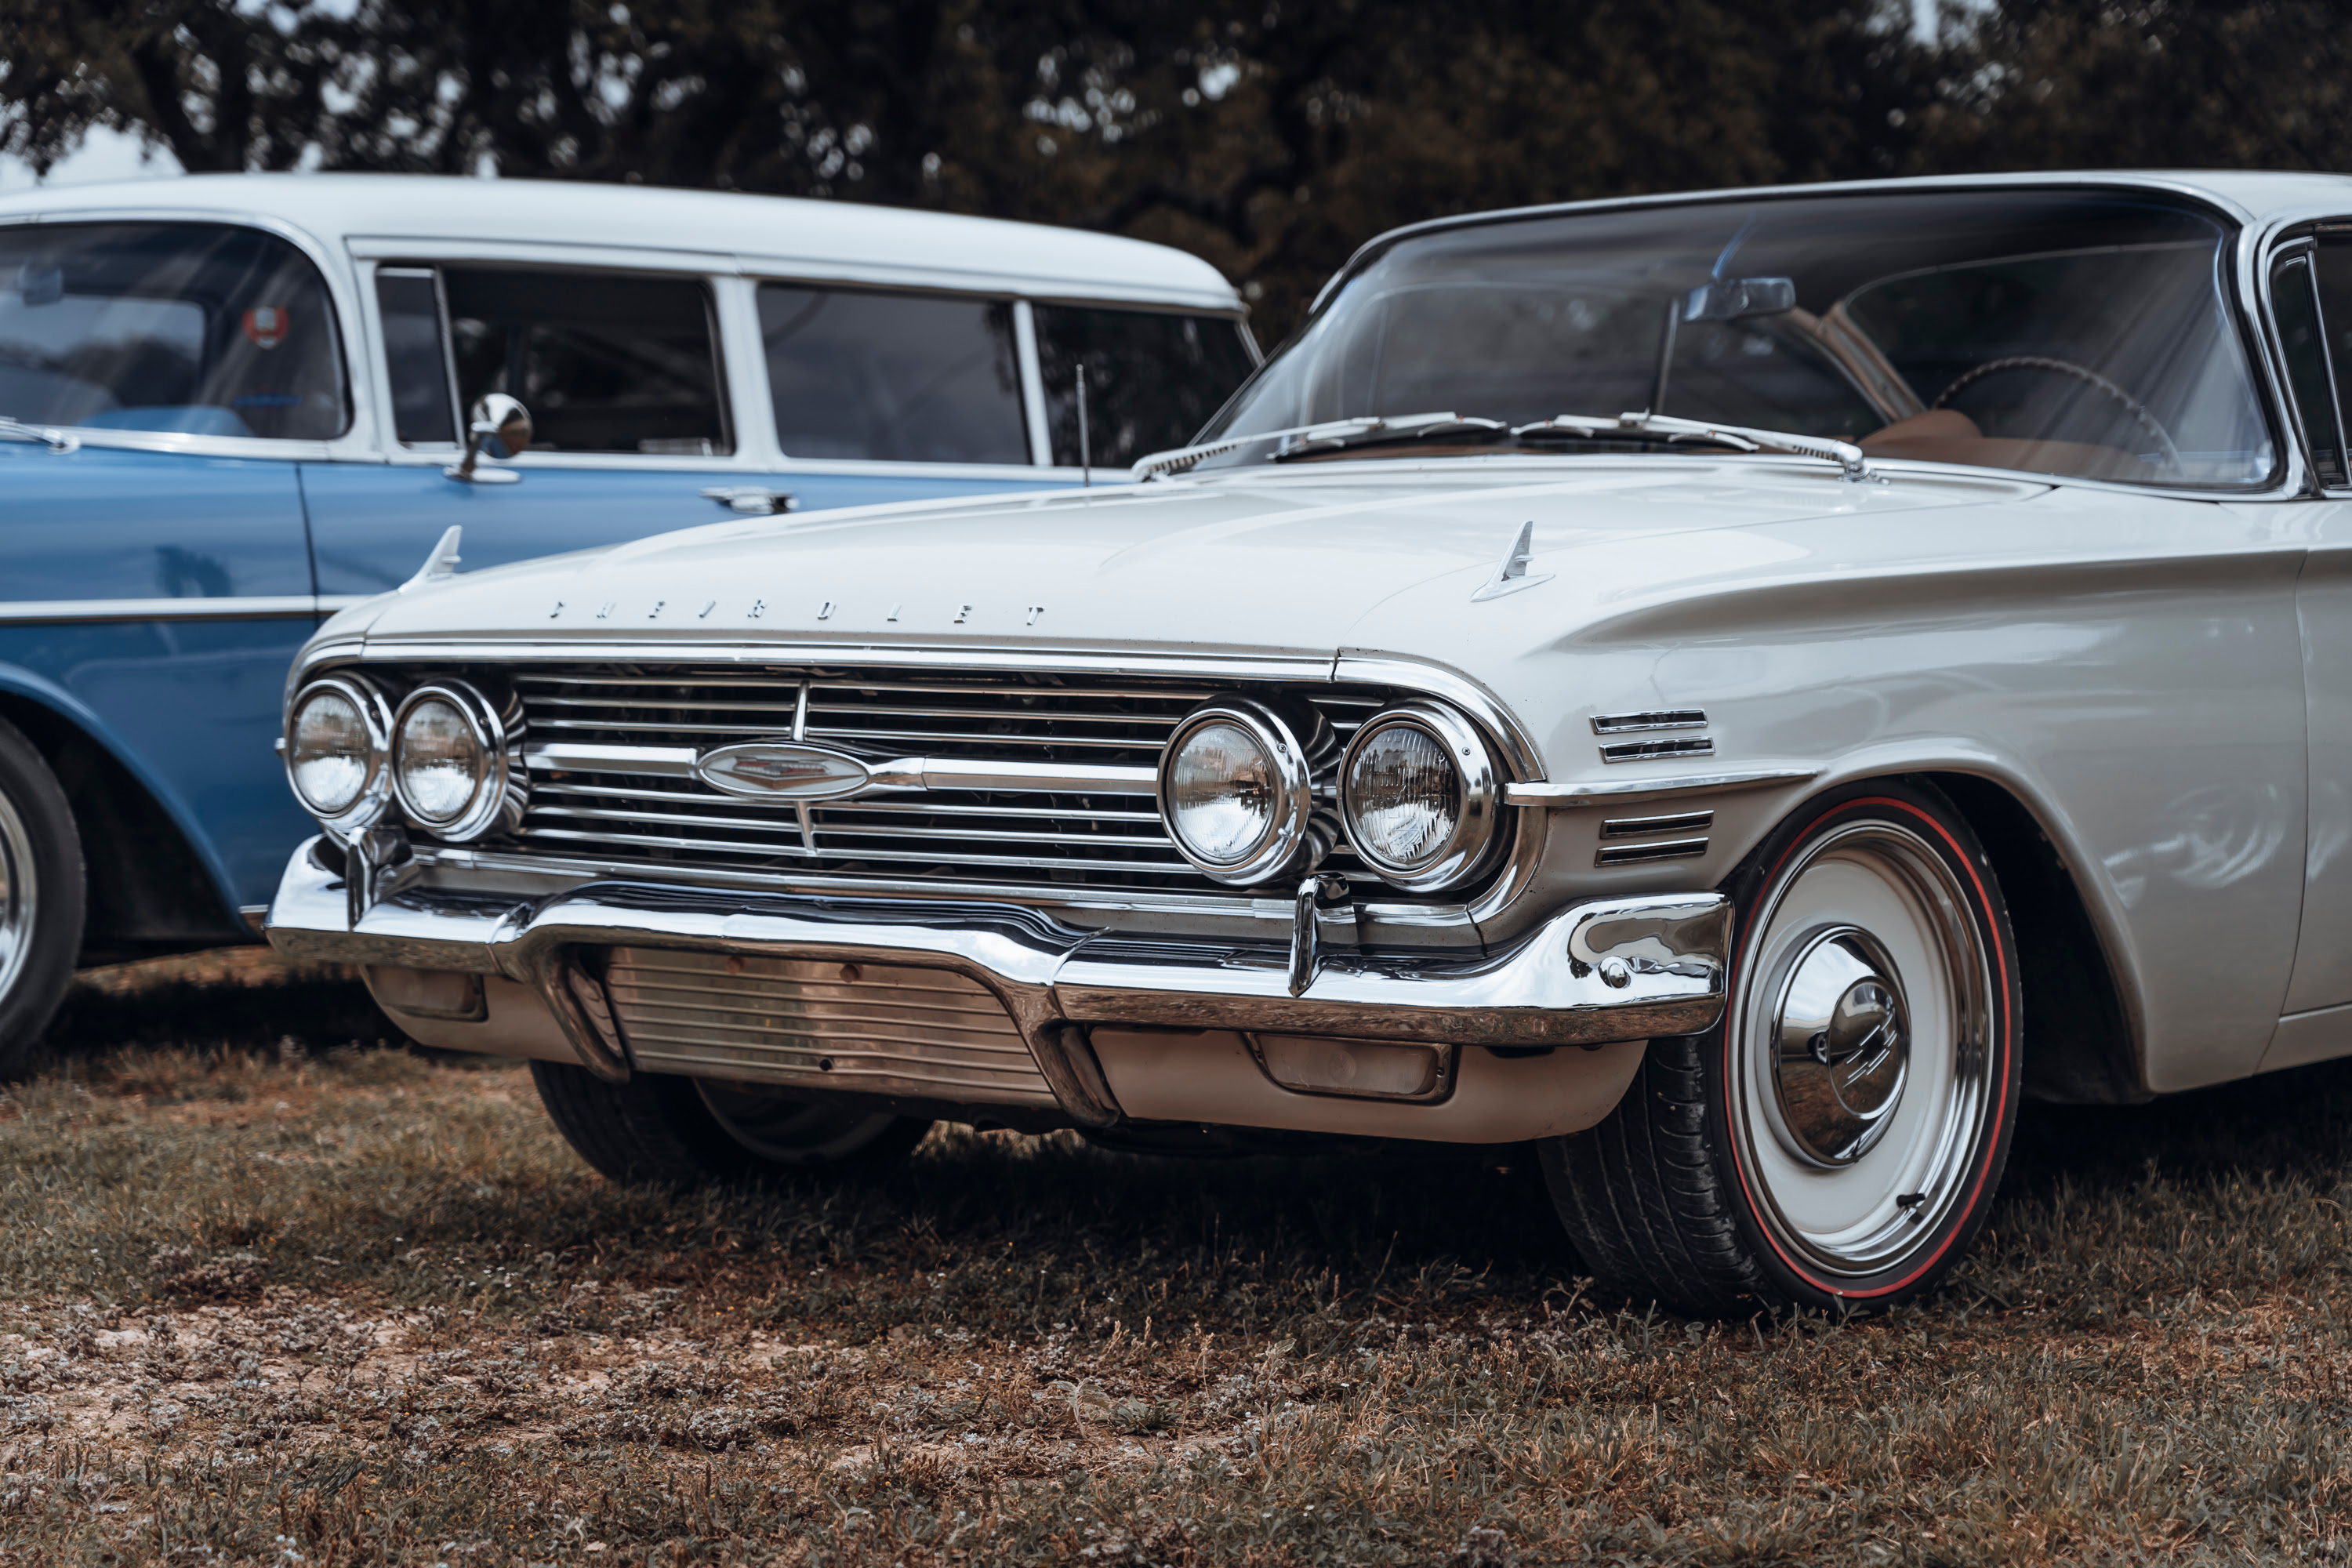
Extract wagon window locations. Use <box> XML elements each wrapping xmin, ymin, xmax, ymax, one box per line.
<box><xmin>1032</xmin><ymin>307</ymin><xmax>1258</xmax><ymax>466</ymax></box>
<box><xmin>0</xmin><ymin>220</ymin><xmax>349</xmax><ymax>440</ymax></box>
<box><xmin>2270</xmin><ymin>251</ymin><xmax>2347</xmax><ymax>488</ymax></box>
<box><xmin>757</xmin><ymin>285</ymin><xmax>1029</xmax><ymax>464</ymax></box>
<box><xmin>442</xmin><ymin>268</ymin><xmax>729</xmax><ymax>456</ymax></box>
<box><xmin>374</xmin><ymin>267</ymin><xmax>458</xmax><ymax>446</ymax></box>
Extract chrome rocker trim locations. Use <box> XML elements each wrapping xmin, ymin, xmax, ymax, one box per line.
<box><xmin>265</xmin><ymin>837</ymin><xmax>1728</xmax><ymax>1125</ymax></box>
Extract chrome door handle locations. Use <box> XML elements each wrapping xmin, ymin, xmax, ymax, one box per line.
<box><xmin>702</xmin><ymin>486</ymin><xmax>797</xmax><ymax>515</ymax></box>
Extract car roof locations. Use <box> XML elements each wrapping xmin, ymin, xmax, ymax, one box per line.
<box><xmin>0</xmin><ymin>172</ymin><xmax>1243</xmax><ymax>313</ymax></box>
<box><xmin>1312</xmin><ymin>169</ymin><xmax>2352</xmax><ymax>312</ymax></box>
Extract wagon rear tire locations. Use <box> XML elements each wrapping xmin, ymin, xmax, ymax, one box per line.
<box><xmin>1541</xmin><ymin>779</ymin><xmax>2021</xmax><ymax>1315</ymax></box>
<box><xmin>0</xmin><ymin>716</ymin><xmax>85</xmax><ymax>1080</ymax></box>
<box><xmin>530</xmin><ymin>1061</ymin><xmax>930</xmax><ymax>1188</ymax></box>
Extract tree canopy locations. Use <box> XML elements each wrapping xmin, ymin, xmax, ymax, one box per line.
<box><xmin>5</xmin><ymin>0</ymin><xmax>2348</xmax><ymax>337</ymax></box>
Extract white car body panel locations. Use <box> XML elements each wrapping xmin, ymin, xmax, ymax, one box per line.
<box><xmin>267</xmin><ymin>169</ymin><xmax>2352</xmax><ymax>1129</ymax></box>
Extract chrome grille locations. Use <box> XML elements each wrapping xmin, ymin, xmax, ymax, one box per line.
<box><xmin>506</xmin><ymin>666</ymin><xmax>1388</xmax><ymax>895</ymax></box>
<box><xmin>604</xmin><ymin>949</ymin><xmax>1054</xmax><ymax>1104</ymax></box>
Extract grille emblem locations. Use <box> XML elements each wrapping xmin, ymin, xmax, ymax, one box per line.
<box><xmin>694</xmin><ymin>742</ymin><xmax>873</xmax><ymax>800</ymax></box>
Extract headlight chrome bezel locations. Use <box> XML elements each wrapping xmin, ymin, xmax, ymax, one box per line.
<box><xmin>1338</xmin><ymin>699</ymin><xmax>1502</xmax><ymax>892</ymax></box>
<box><xmin>390</xmin><ymin>680</ymin><xmax>523</xmax><ymax>842</ymax></box>
<box><xmin>1157</xmin><ymin>695</ymin><xmax>1330</xmax><ymax>886</ymax></box>
<box><xmin>282</xmin><ymin>675</ymin><xmax>394</xmax><ymax>836</ymax></box>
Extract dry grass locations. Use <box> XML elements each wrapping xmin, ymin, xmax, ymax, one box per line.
<box><xmin>2</xmin><ymin>949</ymin><xmax>2351</xmax><ymax>1563</ymax></box>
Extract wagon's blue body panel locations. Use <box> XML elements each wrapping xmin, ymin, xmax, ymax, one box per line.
<box><xmin>0</xmin><ymin>442</ymin><xmax>318</xmax><ymax>916</ymax></box>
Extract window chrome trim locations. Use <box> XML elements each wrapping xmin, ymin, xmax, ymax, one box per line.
<box><xmin>0</xmin><ymin>595</ymin><xmax>322</xmax><ymax>624</ymax></box>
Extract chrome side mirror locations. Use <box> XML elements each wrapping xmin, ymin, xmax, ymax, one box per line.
<box><xmin>445</xmin><ymin>394</ymin><xmax>533</xmax><ymax>484</ymax></box>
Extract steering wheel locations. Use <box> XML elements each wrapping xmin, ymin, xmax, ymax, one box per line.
<box><xmin>1933</xmin><ymin>354</ymin><xmax>2183</xmax><ymax>476</ymax></box>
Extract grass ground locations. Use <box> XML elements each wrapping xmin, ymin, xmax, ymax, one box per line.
<box><xmin>2</xmin><ymin>949</ymin><xmax>2350</xmax><ymax>1564</ymax></box>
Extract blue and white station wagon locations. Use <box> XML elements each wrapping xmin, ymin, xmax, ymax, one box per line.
<box><xmin>0</xmin><ymin>174</ymin><xmax>1256</xmax><ymax>1058</ymax></box>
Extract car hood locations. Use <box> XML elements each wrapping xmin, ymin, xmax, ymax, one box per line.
<box><xmin>336</xmin><ymin>458</ymin><xmax>2041</xmax><ymax>658</ymax></box>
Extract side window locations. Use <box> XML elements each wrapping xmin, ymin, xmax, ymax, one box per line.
<box><xmin>2307</xmin><ymin>234</ymin><xmax>2352</xmax><ymax>470</ymax></box>
<box><xmin>2274</xmin><ymin>248</ymin><xmax>2347</xmax><ymax>488</ymax></box>
<box><xmin>0</xmin><ymin>220</ymin><xmax>348</xmax><ymax>440</ymax></box>
<box><xmin>1033</xmin><ymin>306</ymin><xmax>1257</xmax><ymax>466</ymax></box>
<box><xmin>441</xmin><ymin>268</ymin><xmax>728</xmax><ymax>455</ymax></box>
<box><xmin>757</xmin><ymin>284</ymin><xmax>1029</xmax><ymax>464</ymax></box>
<box><xmin>374</xmin><ymin>267</ymin><xmax>457</xmax><ymax>445</ymax></box>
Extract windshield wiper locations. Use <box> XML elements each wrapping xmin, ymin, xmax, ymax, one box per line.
<box><xmin>1130</xmin><ymin>412</ymin><xmax>1501</xmax><ymax>480</ymax></box>
<box><xmin>1132</xmin><ymin>407</ymin><xmax>1874</xmax><ymax>484</ymax></box>
<box><xmin>0</xmin><ymin>416</ymin><xmax>79</xmax><ymax>454</ymax></box>
<box><xmin>1517</xmin><ymin>412</ymin><xmax>1871</xmax><ymax>483</ymax></box>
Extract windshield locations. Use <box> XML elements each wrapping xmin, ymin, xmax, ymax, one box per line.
<box><xmin>1200</xmin><ymin>190</ymin><xmax>2273</xmax><ymax>488</ymax></box>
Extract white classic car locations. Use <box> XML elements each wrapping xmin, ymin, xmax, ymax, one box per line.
<box><xmin>265</xmin><ymin>171</ymin><xmax>2352</xmax><ymax>1314</ymax></box>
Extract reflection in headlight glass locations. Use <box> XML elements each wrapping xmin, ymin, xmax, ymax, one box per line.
<box><xmin>289</xmin><ymin>688</ymin><xmax>370</xmax><ymax>815</ymax></box>
<box><xmin>1168</xmin><ymin>720</ymin><xmax>1276</xmax><ymax>863</ymax></box>
<box><xmin>397</xmin><ymin>698</ymin><xmax>484</xmax><ymax>822</ymax></box>
<box><xmin>1346</xmin><ymin>724</ymin><xmax>1459</xmax><ymax>867</ymax></box>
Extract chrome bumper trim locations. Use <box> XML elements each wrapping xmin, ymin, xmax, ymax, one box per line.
<box><xmin>265</xmin><ymin>837</ymin><xmax>1727</xmax><ymax>1115</ymax></box>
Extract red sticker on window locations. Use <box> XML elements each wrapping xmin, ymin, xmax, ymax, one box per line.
<box><xmin>242</xmin><ymin>306</ymin><xmax>289</xmax><ymax>350</ymax></box>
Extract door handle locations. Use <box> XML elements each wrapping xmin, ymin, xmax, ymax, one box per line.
<box><xmin>702</xmin><ymin>486</ymin><xmax>797</xmax><ymax>515</ymax></box>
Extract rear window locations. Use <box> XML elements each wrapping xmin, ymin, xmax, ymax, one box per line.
<box><xmin>445</xmin><ymin>269</ymin><xmax>729</xmax><ymax>455</ymax></box>
<box><xmin>0</xmin><ymin>220</ymin><xmax>348</xmax><ymax>440</ymax></box>
<box><xmin>1033</xmin><ymin>306</ymin><xmax>1256</xmax><ymax>466</ymax></box>
<box><xmin>758</xmin><ymin>284</ymin><xmax>1029</xmax><ymax>464</ymax></box>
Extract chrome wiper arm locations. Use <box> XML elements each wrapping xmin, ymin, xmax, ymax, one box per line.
<box><xmin>0</xmin><ymin>416</ymin><xmax>79</xmax><ymax>454</ymax></box>
<box><xmin>1516</xmin><ymin>412</ymin><xmax>1871</xmax><ymax>483</ymax></box>
<box><xmin>1130</xmin><ymin>412</ymin><xmax>1497</xmax><ymax>481</ymax></box>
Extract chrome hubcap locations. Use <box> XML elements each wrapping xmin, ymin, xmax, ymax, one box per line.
<box><xmin>0</xmin><ymin>783</ymin><xmax>35</xmax><ymax>1005</ymax></box>
<box><xmin>1730</xmin><ymin>820</ymin><xmax>1995</xmax><ymax>1279</ymax></box>
<box><xmin>1770</xmin><ymin>928</ymin><xmax>1909</xmax><ymax>1165</ymax></box>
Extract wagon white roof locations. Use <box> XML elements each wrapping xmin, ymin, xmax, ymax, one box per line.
<box><xmin>0</xmin><ymin>172</ymin><xmax>1244</xmax><ymax>313</ymax></box>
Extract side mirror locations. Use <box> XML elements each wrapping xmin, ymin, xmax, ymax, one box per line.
<box><xmin>1684</xmin><ymin>276</ymin><xmax>1796</xmax><ymax>323</ymax></box>
<box><xmin>445</xmin><ymin>394</ymin><xmax>534</xmax><ymax>484</ymax></box>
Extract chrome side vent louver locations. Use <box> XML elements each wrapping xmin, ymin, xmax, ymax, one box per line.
<box><xmin>1600</xmin><ymin>735</ymin><xmax>1715</xmax><ymax>763</ymax></box>
<box><xmin>1595</xmin><ymin>808</ymin><xmax>1714</xmax><ymax>868</ymax></box>
<box><xmin>1590</xmin><ymin>710</ymin><xmax>1707</xmax><ymax>735</ymax></box>
<box><xmin>1593</xmin><ymin>708</ymin><xmax>1714</xmax><ymax>764</ymax></box>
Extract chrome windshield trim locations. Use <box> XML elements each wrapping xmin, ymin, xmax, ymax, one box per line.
<box><xmin>0</xmin><ymin>595</ymin><xmax>322</xmax><ymax>624</ymax></box>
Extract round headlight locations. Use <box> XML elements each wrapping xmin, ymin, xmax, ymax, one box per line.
<box><xmin>284</xmin><ymin>677</ymin><xmax>390</xmax><ymax>831</ymax></box>
<box><xmin>1158</xmin><ymin>698</ymin><xmax>1330</xmax><ymax>885</ymax></box>
<box><xmin>391</xmin><ymin>682</ymin><xmax>516</xmax><ymax>840</ymax></box>
<box><xmin>1339</xmin><ymin>702</ymin><xmax>1501</xmax><ymax>891</ymax></box>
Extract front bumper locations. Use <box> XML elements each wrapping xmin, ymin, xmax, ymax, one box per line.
<box><xmin>266</xmin><ymin>837</ymin><xmax>1729</xmax><ymax>1135</ymax></box>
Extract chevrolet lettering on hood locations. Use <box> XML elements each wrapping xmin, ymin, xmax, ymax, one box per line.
<box><xmin>268</xmin><ymin>172</ymin><xmax>2344</xmax><ymax>1321</ymax></box>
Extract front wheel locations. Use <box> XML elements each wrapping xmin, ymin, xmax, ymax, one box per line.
<box><xmin>1541</xmin><ymin>781</ymin><xmax>2020</xmax><ymax>1315</ymax></box>
<box><xmin>0</xmin><ymin>716</ymin><xmax>85</xmax><ymax>1080</ymax></box>
<box><xmin>531</xmin><ymin>1062</ymin><xmax>931</xmax><ymax>1188</ymax></box>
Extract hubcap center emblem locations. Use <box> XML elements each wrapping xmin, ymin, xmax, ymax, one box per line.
<box><xmin>1769</xmin><ymin>929</ymin><xmax>1910</xmax><ymax>1166</ymax></box>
